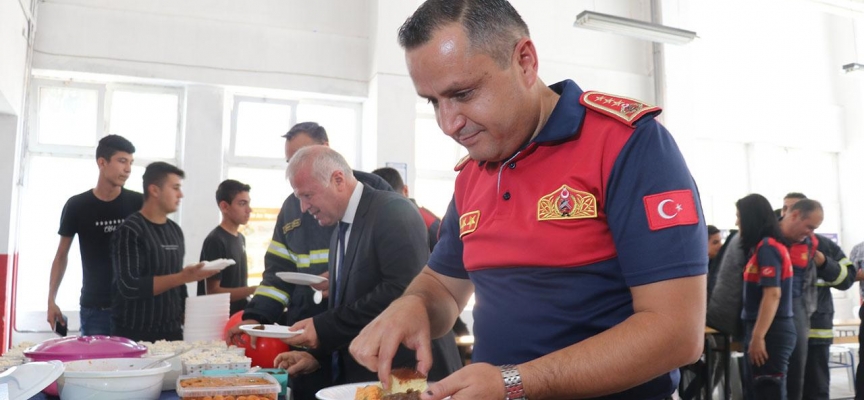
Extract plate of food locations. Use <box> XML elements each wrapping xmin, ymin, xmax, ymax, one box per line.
<box><xmin>239</xmin><ymin>324</ymin><xmax>304</xmax><ymax>339</ymax></box>
<box><xmin>276</xmin><ymin>272</ymin><xmax>328</xmax><ymax>285</ymax></box>
<box><xmin>317</xmin><ymin>369</ymin><xmax>429</xmax><ymax>400</ymax></box>
<box><xmin>201</xmin><ymin>258</ymin><xmax>236</xmax><ymax>272</ymax></box>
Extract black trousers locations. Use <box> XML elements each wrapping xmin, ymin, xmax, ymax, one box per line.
<box><xmin>803</xmin><ymin>342</ymin><xmax>830</xmax><ymax>400</ymax></box>
<box><xmin>855</xmin><ymin>306</ymin><xmax>864</xmax><ymax>399</ymax></box>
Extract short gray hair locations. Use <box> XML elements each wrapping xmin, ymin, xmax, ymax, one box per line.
<box><xmin>286</xmin><ymin>145</ymin><xmax>353</xmax><ymax>187</ymax></box>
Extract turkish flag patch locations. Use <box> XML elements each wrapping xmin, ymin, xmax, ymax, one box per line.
<box><xmin>761</xmin><ymin>267</ymin><xmax>776</xmax><ymax>278</ymax></box>
<box><xmin>643</xmin><ymin>189</ymin><xmax>699</xmax><ymax>231</ymax></box>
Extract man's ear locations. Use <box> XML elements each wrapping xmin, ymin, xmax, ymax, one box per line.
<box><xmin>218</xmin><ymin>200</ymin><xmax>230</xmax><ymax>213</ymax></box>
<box><xmin>331</xmin><ymin>170</ymin><xmax>345</xmax><ymax>189</ymax></box>
<box><xmin>146</xmin><ymin>183</ymin><xmax>159</xmax><ymax>199</ymax></box>
<box><xmin>97</xmin><ymin>157</ymin><xmax>108</xmax><ymax>169</ymax></box>
<box><xmin>513</xmin><ymin>37</ymin><xmax>539</xmax><ymax>88</ymax></box>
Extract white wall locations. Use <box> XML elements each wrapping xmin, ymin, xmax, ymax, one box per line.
<box><xmin>0</xmin><ymin>0</ymin><xmax>30</xmax><ymax>115</ymax></box>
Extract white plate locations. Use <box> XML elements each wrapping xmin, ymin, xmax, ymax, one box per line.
<box><xmin>239</xmin><ymin>324</ymin><xmax>304</xmax><ymax>339</ymax></box>
<box><xmin>316</xmin><ymin>381</ymin><xmax>378</xmax><ymax>400</ymax></box>
<box><xmin>201</xmin><ymin>259</ymin><xmax>236</xmax><ymax>271</ymax></box>
<box><xmin>317</xmin><ymin>382</ymin><xmax>438</xmax><ymax>400</ymax></box>
<box><xmin>0</xmin><ymin>360</ymin><xmax>65</xmax><ymax>400</ymax></box>
<box><xmin>276</xmin><ymin>272</ymin><xmax>328</xmax><ymax>285</ymax></box>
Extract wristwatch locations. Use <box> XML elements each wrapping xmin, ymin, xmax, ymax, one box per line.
<box><xmin>500</xmin><ymin>364</ymin><xmax>528</xmax><ymax>400</ymax></box>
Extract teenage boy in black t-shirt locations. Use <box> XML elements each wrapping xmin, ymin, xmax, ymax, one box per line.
<box><xmin>197</xmin><ymin>179</ymin><xmax>257</xmax><ymax>315</ymax></box>
<box><xmin>48</xmin><ymin>135</ymin><xmax>143</xmax><ymax>336</ymax></box>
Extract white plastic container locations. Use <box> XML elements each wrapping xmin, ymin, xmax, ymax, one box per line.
<box><xmin>57</xmin><ymin>358</ymin><xmax>171</xmax><ymax>400</ymax></box>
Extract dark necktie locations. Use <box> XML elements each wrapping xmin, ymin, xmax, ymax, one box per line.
<box><xmin>332</xmin><ymin>221</ymin><xmax>350</xmax><ymax>383</ymax></box>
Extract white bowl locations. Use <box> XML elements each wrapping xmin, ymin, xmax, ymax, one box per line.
<box><xmin>57</xmin><ymin>357</ymin><xmax>171</xmax><ymax>400</ymax></box>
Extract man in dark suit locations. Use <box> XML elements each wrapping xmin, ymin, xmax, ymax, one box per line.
<box><xmin>275</xmin><ymin>145</ymin><xmax>461</xmax><ymax>384</ymax></box>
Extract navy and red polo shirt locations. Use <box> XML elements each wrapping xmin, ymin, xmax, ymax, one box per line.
<box><xmin>788</xmin><ymin>234</ymin><xmax>817</xmax><ymax>298</ymax></box>
<box><xmin>741</xmin><ymin>237</ymin><xmax>794</xmax><ymax>320</ymax></box>
<box><xmin>428</xmin><ymin>80</ymin><xmax>707</xmax><ymax>398</ymax></box>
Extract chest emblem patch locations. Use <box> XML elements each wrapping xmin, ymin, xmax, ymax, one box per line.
<box><xmin>459</xmin><ymin>210</ymin><xmax>480</xmax><ymax>238</ymax></box>
<box><xmin>537</xmin><ymin>185</ymin><xmax>597</xmax><ymax>221</ymax></box>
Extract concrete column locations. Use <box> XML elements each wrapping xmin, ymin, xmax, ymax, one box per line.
<box><xmin>363</xmin><ymin>0</ymin><xmax>420</xmax><ymax>187</ymax></box>
<box><xmin>178</xmin><ymin>85</ymin><xmax>225</xmax><ymax>270</ymax></box>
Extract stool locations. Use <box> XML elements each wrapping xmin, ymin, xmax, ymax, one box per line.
<box><xmin>829</xmin><ymin>344</ymin><xmax>856</xmax><ymax>393</ymax></box>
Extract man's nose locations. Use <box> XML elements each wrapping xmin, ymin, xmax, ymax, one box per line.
<box><xmin>437</xmin><ymin>102</ymin><xmax>467</xmax><ymax>138</ymax></box>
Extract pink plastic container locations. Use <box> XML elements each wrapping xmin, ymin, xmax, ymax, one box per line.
<box><xmin>24</xmin><ymin>335</ymin><xmax>148</xmax><ymax>395</ymax></box>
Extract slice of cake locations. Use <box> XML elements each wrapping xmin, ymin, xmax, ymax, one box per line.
<box><xmin>387</xmin><ymin>368</ymin><xmax>427</xmax><ymax>396</ymax></box>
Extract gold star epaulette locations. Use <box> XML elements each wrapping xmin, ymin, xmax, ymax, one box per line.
<box><xmin>580</xmin><ymin>91</ymin><xmax>661</xmax><ymax>128</ymax></box>
<box><xmin>454</xmin><ymin>154</ymin><xmax>473</xmax><ymax>171</ymax></box>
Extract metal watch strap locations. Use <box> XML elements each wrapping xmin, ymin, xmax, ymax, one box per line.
<box><xmin>500</xmin><ymin>364</ymin><xmax>528</xmax><ymax>400</ymax></box>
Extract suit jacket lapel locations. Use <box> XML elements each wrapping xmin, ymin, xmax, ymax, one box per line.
<box><xmin>336</xmin><ymin>185</ymin><xmax>373</xmax><ymax>306</ymax></box>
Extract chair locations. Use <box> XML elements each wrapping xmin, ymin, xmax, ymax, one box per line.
<box><xmin>829</xmin><ymin>344</ymin><xmax>857</xmax><ymax>393</ymax></box>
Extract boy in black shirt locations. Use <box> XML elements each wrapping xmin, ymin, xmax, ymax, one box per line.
<box><xmin>197</xmin><ymin>179</ymin><xmax>257</xmax><ymax>315</ymax></box>
<box><xmin>111</xmin><ymin>162</ymin><xmax>217</xmax><ymax>341</ymax></box>
<box><xmin>48</xmin><ymin>135</ymin><xmax>143</xmax><ymax>336</ymax></box>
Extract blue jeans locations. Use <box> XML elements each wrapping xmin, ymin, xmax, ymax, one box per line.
<box><xmin>744</xmin><ymin>317</ymin><xmax>797</xmax><ymax>400</ymax></box>
<box><xmin>79</xmin><ymin>307</ymin><xmax>112</xmax><ymax>336</ymax></box>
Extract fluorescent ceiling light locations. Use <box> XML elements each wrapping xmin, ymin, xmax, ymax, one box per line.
<box><xmin>842</xmin><ymin>63</ymin><xmax>864</xmax><ymax>73</ymax></box>
<box><xmin>574</xmin><ymin>10</ymin><xmax>697</xmax><ymax>45</ymax></box>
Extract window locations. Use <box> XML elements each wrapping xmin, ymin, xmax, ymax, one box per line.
<box><xmin>227</xmin><ymin>96</ymin><xmax>362</xmax><ymax>285</ymax></box>
<box><xmin>413</xmin><ymin>110</ymin><xmax>466</xmax><ymax>217</ymax></box>
<box><xmin>16</xmin><ymin>79</ymin><xmax>181</xmax><ymax>333</ymax></box>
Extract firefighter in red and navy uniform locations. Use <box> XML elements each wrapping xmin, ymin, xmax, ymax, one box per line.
<box><xmin>737</xmin><ymin>193</ymin><xmax>796</xmax><ymax>399</ymax></box>
<box><xmin>351</xmin><ymin>3</ymin><xmax>707</xmax><ymax>398</ymax></box>
<box><xmin>779</xmin><ymin>200</ymin><xmax>825</xmax><ymax>400</ymax></box>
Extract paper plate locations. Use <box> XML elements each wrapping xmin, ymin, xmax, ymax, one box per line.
<box><xmin>202</xmin><ymin>259</ymin><xmax>236</xmax><ymax>271</ymax></box>
<box><xmin>316</xmin><ymin>381</ymin><xmax>378</xmax><ymax>400</ymax></box>
<box><xmin>239</xmin><ymin>324</ymin><xmax>304</xmax><ymax>339</ymax></box>
<box><xmin>276</xmin><ymin>272</ymin><xmax>328</xmax><ymax>285</ymax></box>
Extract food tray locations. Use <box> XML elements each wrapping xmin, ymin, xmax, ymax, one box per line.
<box><xmin>176</xmin><ymin>373</ymin><xmax>280</xmax><ymax>400</ymax></box>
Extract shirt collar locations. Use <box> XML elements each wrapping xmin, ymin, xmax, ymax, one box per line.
<box><xmin>532</xmin><ymin>79</ymin><xmax>586</xmax><ymax>144</ymax></box>
<box><xmin>341</xmin><ymin>182</ymin><xmax>364</xmax><ymax>225</ymax></box>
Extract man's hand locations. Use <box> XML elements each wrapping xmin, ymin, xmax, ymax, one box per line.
<box><xmin>420</xmin><ymin>363</ymin><xmax>505</xmax><ymax>400</ymax></box>
<box><xmin>311</xmin><ymin>271</ymin><xmax>329</xmax><ymax>298</ymax></box>
<box><xmin>350</xmin><ymin>295</ymin><xmax>433</xmax><ymax>390</ymax></box>
<box><xmin>856</xmin><ymin>268</ymin><xmax>864</xmax><ymax>282</ymax></box>
<box><xmin>227</xmin><ymin>319</ymin><xmax>260</xmax><ymax>348</ymax></box>
<box><xmin>814</xmin><ymin>250</ymin><xmax>826</xmax><ymax>268</ymax></box>
<box><xmin>274</xmin><ymin>351</ymin><xmax>321</xmax><ymax>376</ymax></box>
<box><xmin>181</xmin><ymin>262</ymin><xmax>219</xmax><ymax>283</ymax></box>
<box><xmin>47</xmin><ymin>302</ymin><xmax>64</xmax><ymax>330</ymax></box>
<box><xmin>282</xmin><ymin>318</ymin><xmax>319</xmax><ymax>349</ymax></box>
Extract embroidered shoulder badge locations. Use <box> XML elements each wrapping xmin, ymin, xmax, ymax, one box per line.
<box><xmin>282</xmin><ymin>218</ymin><xmax>301</xmax><ymax>234</ymax></box>
<box><xmin>459</xmin><ymin>210</ymin><xmax>480</xmax><ymax>237</ymax></box>
<box><xmin>454</xmin><ymin>155</ymin><xmax>472</xmax><ymax>172</ymax></box>
<box><xmin>538</xmin><ymin>185</ymin><xmax>597</xmax><ymax>221</ymax></box>
<box><xmin>580</xmin><ymin>91</ymin><xmax>661</xmax><ymax>128</ymax></box>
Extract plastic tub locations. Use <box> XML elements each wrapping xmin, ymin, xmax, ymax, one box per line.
<box><xmin>25</xmin><ymin>335</ymin><xmax>148</xmax><ymax>396</ymax></box>
<box><xmin>176</xmin><ymin>373</ymin><xmax>280</xmax><ymax>400</ymax></box>
<box><xmin>57</xmin><ymin>357</ymin><xmax>171</xmax><ymax>400</ymax></box>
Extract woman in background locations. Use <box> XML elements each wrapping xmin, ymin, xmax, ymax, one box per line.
<box><xmin>738</xmin><ymin>193</ymin><xmax>796</xmax><ymax>399</ymax></box>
